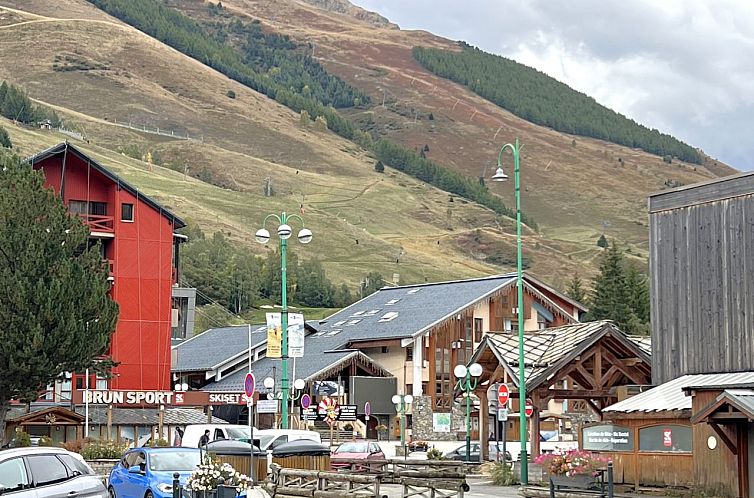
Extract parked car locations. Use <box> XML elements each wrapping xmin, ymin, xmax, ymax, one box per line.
<box><xmin>108</xmin><ymin>447</ymin><xmax>201</xmax><ymax>498</ymax></box>
<box><xmin>180</xmin><ymin>424</ymin><xmax>252</xmax><ymax>448</ymax></box>
<box><xmin>0</xmin><ymin>446</ymin><xmax>107</xmax><ymax>497</ymax></box>
<box><xmin>330</xmin><ymin>441</ymin><xmax>385</xmax><ymax>470</ymax></box>
<box><xmin>444</xmin><ymin>443</ymin><xmax>512</xmax><ymax>462</ymax></box>
<box><xmin>255</xmin><ymin>429</ymin><xmax>322</xmax><ymax>452</ymax></box>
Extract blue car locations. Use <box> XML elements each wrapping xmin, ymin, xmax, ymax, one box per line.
<box><xmin>108</xmin><ymin>447</ymin><xmax>201</xmax><ymax>498</ymax></box>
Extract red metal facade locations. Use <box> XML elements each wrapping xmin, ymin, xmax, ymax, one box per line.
<box><xmin>33</xmin><ymin>149</ymin><xmax>178</xmax><ymax>393</ymax></box>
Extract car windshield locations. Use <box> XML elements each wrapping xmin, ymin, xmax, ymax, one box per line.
<box><xmin>225</xmin><ymin>427</ymin><xmax>250</xmax><ymax>440</ymax></box>
<box><xmin>258</xmin><ymin>435</ymin><xmax>276</xmax><ymax>449</ymax></box>
<box><xmin>336</xmin><ymin>442</ymin><xmax>368</xmax><ymax>453</ymax></box>
<box><xmin>149</xmin><ymin>451</ymin><xmax>201</xmax><ymax>471</ymax></box>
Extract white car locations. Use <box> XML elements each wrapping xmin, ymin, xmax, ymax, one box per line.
<box><xmin>0</xmin><ymin>446</ymin><xmax>107</xmax><ymax>497</ymax></box>
<box><xmin>180</xmin><ymin>424</ymin><xmax>253</xmax><ymax>448</ymax></box>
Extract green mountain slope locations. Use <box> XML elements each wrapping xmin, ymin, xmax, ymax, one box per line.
<box><xmin>413</xmin><ymin>44</ymin><xmax>701</xmax><ymax>163</ymax></box>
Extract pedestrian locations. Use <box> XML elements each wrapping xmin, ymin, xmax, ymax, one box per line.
<box><xmin>198</xmin><ymin>429</ymin><xmax>210</xmax><ymax>448</ymax></box>
<box><xmin>173</xmin><ymin>427</ymin><xmax>184</xmax><ymax>447</ymax></box>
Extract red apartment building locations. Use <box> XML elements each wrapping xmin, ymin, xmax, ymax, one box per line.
<box><xmin>28</xmin><ymin>142</ymin><xmax>190</xmax><ymax>397</ymax></box>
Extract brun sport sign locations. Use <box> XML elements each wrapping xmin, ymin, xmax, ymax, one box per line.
<box><xmin>75</xmin><ymin>390</ymin><xmax>249</xmax><ymax>407</ymax></box>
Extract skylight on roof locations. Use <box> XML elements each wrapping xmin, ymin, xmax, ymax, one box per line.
<box><xmin>407</xmin><ymin>288</ymin><xmax>421</xmax><ymax>294</ymax></box>
<box><xmin>351</xmin><ymin>311</ymin><xmax>365</xmax><ymax>317</ymax></box>
<box><xmin>334</xmin><ymin>320</ymin><xmax>347</xmax><ymax>327</ymax></box>
<box><xmin>326</xmin><ymin>329</ymin><xmax>342</xmax><ymax>336</ymax></box>
<box><xmin>365</xmin><ymin>309</ymin><xmax>381</xmax><ymax>316</ymax></box>
<box><xmin>378</xmin><ymin>312</ymin><xmax>399</xmax><ymax>322</ymax></box>
<box><xmin>314</xmin><ymin>331</ymin><xmax>326</xmax><ymax>337</ymax></box>
<box><xmin>347</xmin><ymin>319</ymin><xmax>361</xmax><ymax>325</ymax></box>
<box><xmin>385</xmin><ymin>299</ymin><xmax>400</xmax><ymax>305</ymax></box>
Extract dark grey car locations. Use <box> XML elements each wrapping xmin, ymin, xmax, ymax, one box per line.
<box><xmin>0</xmin><ymin>447</ymin><xmax>107</xmax><ymax>497</ymax></box>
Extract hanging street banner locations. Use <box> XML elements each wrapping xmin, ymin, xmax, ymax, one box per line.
<box><xmin>266</xmin><ymin>313</ymin><xmax>282</xmax><ymax>358</ymax></box>
<box><xmin>299</xmin><ymin>405</ymin><xmax>357</xmax><ymax>422</ymax></box>
<box><xmin>288</xmin><ymin>313</ymin><xmax>305</xmax><ymax>358</ymax></box>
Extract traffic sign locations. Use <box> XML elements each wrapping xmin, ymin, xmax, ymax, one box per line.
<box><xmin>244</xmin><ymin>373</ymin><xmax>255</xmax><ymax>401</ymax></box>
<box><xmin>497</xmin><ymin>384</ymin><xmax>510</xmax><ymax>406</ymax></box>
<box><xmin>497</xmin><ymin>408</ymin><xmax>508</xmax><ymax>421</ymax></box>
<box><xmin>525</xmin><ymin>398</ymin><xmax>534</xmax><ymax>417</ymax></box>
<box><xmin>364</xmin><ymin>401</ymin><xmax>371</xmax><ymax>417</ymax></box>
<box><xmin>301</xmin><ymin>393</ymin><xmax>311</xmax><ymax>410</ymax></box>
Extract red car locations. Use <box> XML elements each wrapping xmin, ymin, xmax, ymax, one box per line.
<box><xmin>330</xmin><ymin>442</ymin><xmax>386</xmax><ymax>471</ymax></box>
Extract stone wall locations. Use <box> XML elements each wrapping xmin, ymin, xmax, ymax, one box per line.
<box><xmin>86</xmin><ymin>459</ymin><xmax>119</xmax><ymax>478</ymax></box>
<box><xmin>411</xmin><ymin>396</ymin><xmax>468</xmax><ymax>441</ymax></box>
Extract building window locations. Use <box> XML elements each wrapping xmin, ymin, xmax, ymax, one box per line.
<box><xmin>69</xmin><ymin>200</ymin><xmax>88</xmax><ymax>214</ymax></box>
<box><xmin>474</xmin><ymin>318</ymin><xmax>483</xmax><ymax>343</ymax></box>
<box><xmin>90</xmin><ymin>202</ymin><xmax>107</xmax><ymax>216</ymax></box>
<box><xmin>406</xmin><ymin>346</ymin><xmax>413</xmax><ymax>361</ymax></box>
<box><xmin>381</xmin><ymin>346</ymin><xmax>389</xmax><ymax>354</ymax></box>
<box><xmin>638</xmin><ymin>425</ymin><xmax>692</xmax><ymax>453</ymax></box>
<box><xmin>121</xmin><ymin>203</ymin><xmax>134</xmax><ymax>222</ymax></box>
<box><xmin>96</xmin><ymin>375</ymin><xmax>108</xmax><ymax>390</ymax></box>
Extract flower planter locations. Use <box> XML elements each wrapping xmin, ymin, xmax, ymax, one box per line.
<box><xmin>550</xmin><ymin>474</ymin><xmax>598</xmax><ymax>490</ymax></box>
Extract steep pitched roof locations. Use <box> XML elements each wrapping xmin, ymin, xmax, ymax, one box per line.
<box><xmin>471</xmin><ymin>321</ymin><xmax>650</xmax><ymax>390</ymax></box>
<box><xmin>27</xmin><ymin>142</ymin><xmax>185</xmax><ymax>228</ymax></box>
<box><xmin>172</xmin><ymin>324</ymin><xmax>269</xmax><ymax>373</ymax></box>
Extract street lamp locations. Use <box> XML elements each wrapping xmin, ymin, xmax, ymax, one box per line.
<box><xmin>263</xmin><ymin>377</ymin><xmax>306</xmax><ymax>400</ymax></box>
<box><xmin>491</xmin><ymin>138</ymin><xmax>528</xmax><ymax>483</ymax></box>
<box><xmin>391</xmin><ymin>394</ymin><xmax>413</xmax><ymax>458</ymax></box>
<box><xmin>255</xmin><ymin>212</ymin><xmax>312</xmax><ymax>429</ymax></box>
<box><xmin>454</xmin><ymin>363</ymin><xmax>483</xmax><ymax>463</ymax></box>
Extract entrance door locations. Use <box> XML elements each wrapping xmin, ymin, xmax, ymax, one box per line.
<box><xmin>748</xmin><ymin>423</ymin><xmax>754</xmax><ymax>498</ymax></box>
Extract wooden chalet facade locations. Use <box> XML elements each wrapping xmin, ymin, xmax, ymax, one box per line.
<box><xmin>470</xmin><ymin>321</ymin><xmax>651</xmax><ymax>458</ymax></box>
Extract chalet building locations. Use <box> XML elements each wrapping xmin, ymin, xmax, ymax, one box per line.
<box><xmin>182</xmin><ymin>273</ymin><xmax>585</xmax><ymax>438</ymax></box>
<box><xmin>28</xmin><ymin>142</ymin><xmax>196</xmax><ymax>396</ymax></box>
<box><xmin>598</xmin><ymin>172</ymin><xmax>754</xmax><ymax>497</ymax></box>
<box><xmin>470</xmin><ymin>321</ymin><xmax>651</xmax><ymax>459</ymax></box>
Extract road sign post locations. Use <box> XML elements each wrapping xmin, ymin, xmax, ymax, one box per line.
<box><xmin>244</xmin><ymin>373</ymin><xmax>255</xmax><ymax>485</ymax></box>
<box><xmin>301</xmin><ymin>394</ymin><xmax>311</xmax><ymax>427</ymax></box>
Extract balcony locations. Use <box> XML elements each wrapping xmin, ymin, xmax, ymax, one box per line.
<box><xmin>78</xmin><ymin>213</ymin><xmax>114</xmax><ymax>237</ymax></box>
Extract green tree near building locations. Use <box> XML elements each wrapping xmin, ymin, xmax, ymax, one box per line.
<box><xmin>589</xmin><ymin>242</ymin><xmax>649</xmax><ymax>335</ymax></box>
<box><xmin>0</xmin><ymin>153</ymin><xmax>118</xmax><ymax>439</ymax></box>
<box><xmin>565</xmin><ymin>274</ymin><xmax>586</xmax><ymax>303</ymax></box>
<box><xmin>359</xmin><ymin>271</ymin><xmax>385</xmax><ymax>298</ymax></box>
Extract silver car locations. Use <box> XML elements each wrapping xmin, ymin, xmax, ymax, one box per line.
<box><xmin>0</xmin><ymin>446</ymin><xmax>107</xmax><ymax>497</ymax></box>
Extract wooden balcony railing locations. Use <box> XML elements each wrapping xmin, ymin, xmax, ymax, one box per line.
<box><xmin>79</xmin><ymin>213</ymin><xmax>114</xmax><ymax>233</ymax></box>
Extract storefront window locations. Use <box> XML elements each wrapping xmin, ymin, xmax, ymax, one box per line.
<box><xmin>582</xmin><ymin>424</ymin><xmax>634</xmax><ymax>451</ymax></box>
<box><xmin>639</xmin><ymin>424</ymin><xmax>692</xmax><ymax>453</ymax></box>
<box><xmin>120</xmin><ymin>426</ymin><xmax>135</xmax><ymax>446</ymax></box>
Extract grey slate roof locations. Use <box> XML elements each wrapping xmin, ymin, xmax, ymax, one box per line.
<box><xmin>472</xmin><ymin>320</ymin><xmax>650</xmax><ymax>390</ymax></box>
<box><xmin>172</xmin><ymin>324</ymin><xmax>268</xmax><ymax>373</ymax></box>
<box><xmin>603</xmin><ymin>371</ymin><xmax>754</xmax><ymax>414</ymax></box>
<box><xmin>203</xmin><ymin>274</ymin><xmax>521</xmax><ymax>392</ymax></box>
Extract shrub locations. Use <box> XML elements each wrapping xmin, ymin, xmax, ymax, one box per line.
<box><xmin>186</xmin><ymin>460</ymin><xmax>251</xmax><ymax>493</ymax></box>
<box><xmin>154</xmin><ymin>438</ymin><xmax>170</xmax><ymax>447</ymax></box>
<box><xmin>226</xmin><ymin>90</ymin><xmax>236</xmax><ymax>99</ymax></box>
<box><xmin>61</xmin><ymin>439</ymin><xmax>87</xmax><ymax>453</ymax></box>
<box><xmin>0</xmin><ymin>126</ymin><xmax>11</xmax><ymax>148</ymax></box>
<box><xmin>80</xmin><ymin>439</ymin><xmax>128</xmax><ymax>460</ymax></box>
<box><xmin>426</xmin><ymin>448</ymin><xmax>444</xmax><ymax>460</ymax></box>
<box><xmin>490</xmin><ymin>461</ymin><xmax>517</xmax><ymax>485</ymax></box>
<box><xmin>374</xmin><ymin>160</ymin><xmax>384</xmax><ymax>173</ymax></box>
<box><xmin>534</xmin><ymin>449</ymin><xmax>608</xmax><ymax>477</ymax></box>
<box><xmin>12</xmin><ymin>431</ymin><xmax>31</xmax><ymax>447</ymax></box>
<box><xmin>38</xmin><ymin>435</ymin><xmax>54</xmax><ymax>447</ymax></box>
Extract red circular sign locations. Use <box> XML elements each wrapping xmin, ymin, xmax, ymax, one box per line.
<box><xmin>244</xmin><ymin>373</ymin><xmax>255</xmax><ymax>398</ymax></box>
<box><xmin>525</xmin><ymin>398</ymin><xmax>534</xmax><ymax>417</ymax></box>
<box><xmin>497</xmin><ymin>384</ymin><xmax>510</xmax><ymax>406</ymax></box>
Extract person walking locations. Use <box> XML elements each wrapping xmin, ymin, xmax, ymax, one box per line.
<box><xmin>198</xmin><ymin>429</ymin><xmax>210</xmax><ymax>448</ymax></box>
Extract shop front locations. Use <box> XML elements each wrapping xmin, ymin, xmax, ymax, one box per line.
<box><xmin>4</xmin><ymin>406</ymin><xmax>83</xmax><ymax>445</ymax></box>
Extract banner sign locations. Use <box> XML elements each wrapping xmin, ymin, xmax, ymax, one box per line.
<box><xmin>582</xmin><ymin>424</ymin><xmax>634</xmax><ymax>451</ymax></box>
<box><xmin>207</xmin><ymin>393</ymin><xmax>250</xmax><ymax>406</ymax></box>
<box><xmin>433</xmin><ymin>413</ymin><xmax>451</xmax><ymax>433</ymax></box>
<box><xmin>299</xmin><ymin>405</ymin><xmax>357</xmax><ymax>421</ymax></box>
<box><xmin>288</xmin><ymin>313</ymin><xmax>305</xmax><ymax>358</ymax></box>
<box><xmin>75</xmin><ymin>390</ymin><xmax>254</xmax><ymax>407</ymax></box>
<box><xmin>338</xmin><ymin>405</ymin><xmax>358</xmax><ymax>421</ymax></box>
<box><xmin>257</xmin><ymin>399</ymin><xmax>278</xmax><ymax>414</ymax></box>
<box><xmin>266</xmin><ymin>313</ymin><xmax>282</xmax><ymax>358</ymax></box>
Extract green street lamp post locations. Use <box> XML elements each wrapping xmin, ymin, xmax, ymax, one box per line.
<box><xmin>491</xmin><ymin>138</ymin><xmax>528</xmax><ymax>483</ymax></box>
<box><xmin>454</xmin><ymin>363</ymin><xmax>483</xmax><ymax>463</ymax></box>
<box><xmin>391</xmin><ymin>394</ymin><xmax>413</xmax><ymax>458</ymax></box>
<box><xmin>263</xmin><ymin>377</ymin><xmax>306</xmax><ymax>427</ymax></box>
<box><xmin>256</xmin><ymin>212</ymin><xmax>313</xmax><ymax>429</ymax></box>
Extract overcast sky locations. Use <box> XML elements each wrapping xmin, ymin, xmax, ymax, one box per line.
<box><xmin>351</xmin><ymin>0</ymin><xmax>754</xmax><ymax>171</ymax></box>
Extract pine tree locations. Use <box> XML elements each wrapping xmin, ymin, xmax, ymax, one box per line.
<box><xmin>589</xmin><ymin>243</ymin><xmax>639</xmax><ymax>333</ymax></box>
<box><xmin>0</xmin><ymin>126</ymin><xmax>11</xmax><ymax>148</ymax></box>
<box><xmin>625</xmin><ymin>264</ymin><xmax>650</xmax><ymax>334</ymax></box>
<box><xmin>0</xmin><ymin>153</ymin><xmax>118</xmax><ymax>439</ymax></box>
<box><xmin>565</xmin><ymin>274</ymin><xmax>586</xmax><ymax>303</ymax></box>
<box><xmin>596</xmin><ymin>234</ymin><xmax>608</xmax><ymax>248</ymax></box>
<box><xmin>374</xmin><ymin>160</ymin><xmax>384</xmax><ymax>173</ymax></box>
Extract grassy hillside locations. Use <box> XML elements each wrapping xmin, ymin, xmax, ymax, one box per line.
<box><xmin>0</xmin><ymin>0</ymin><xmax>736</xmax><ymax>295</ymax></box>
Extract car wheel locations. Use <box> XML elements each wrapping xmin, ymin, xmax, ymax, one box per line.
<box><xmin>108</xmin><ymin>487</ymin><xmax>117</xmax><ymax>498</ymax></box>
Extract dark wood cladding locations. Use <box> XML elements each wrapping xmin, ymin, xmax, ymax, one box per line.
<box><xmin>649</xmin><ymin>175</ymin><xmax>754</xmax><ymax>384</ymax></box>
